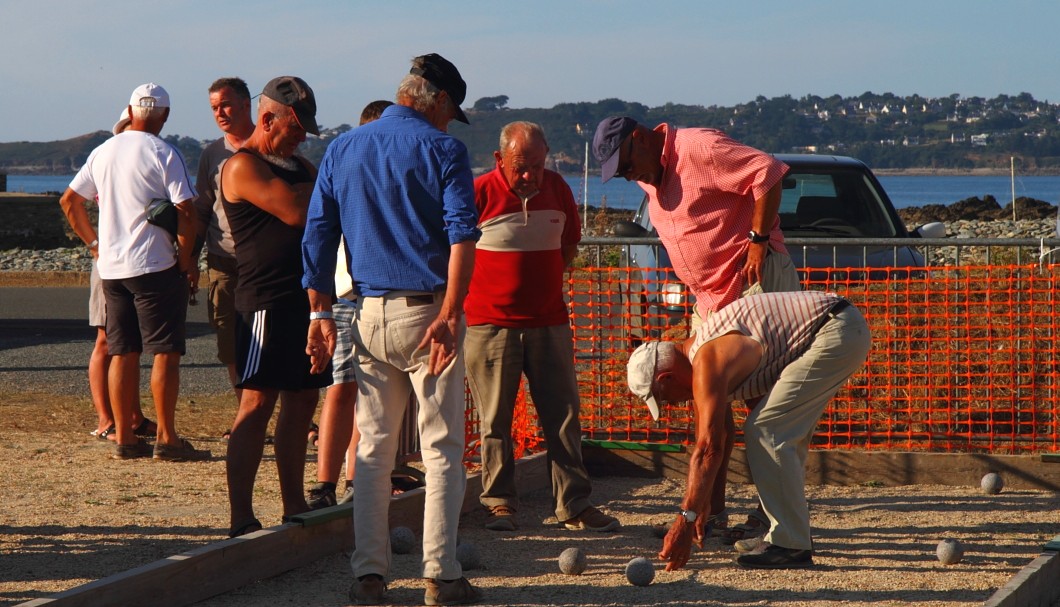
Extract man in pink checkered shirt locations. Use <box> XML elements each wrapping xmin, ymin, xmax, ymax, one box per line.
<box><xmin>593</xmin><ymin>116</ymin><xmax>801</xmax><ymax>315</ymax></box>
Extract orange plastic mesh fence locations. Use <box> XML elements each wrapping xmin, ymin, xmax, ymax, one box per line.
<box><xmin>459</xmin><ymin>263</ymin><xmax>1060</xmax><ymax>459</ymax></box>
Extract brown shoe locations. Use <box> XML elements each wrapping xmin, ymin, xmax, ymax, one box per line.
<box><xmin>111</xmin><ymin>439</ymin><xmax>152</xmax><ymax>460</ymax></box>
<box><xmin>348</xmin><ymin>573</ymin><xmax>387</xmax><ymax>605</ymax></box>
<box><xmin>424</xmin><ymin>577</ymin><xmax>483</xmax><ymax>606</ymax></box>
<box><xmin>562</xmin><ymin>506</ymin><xmax>620</xmax><ymax>532</ymax></box>
<box><xmin>484</xmin><ymin>504</ymin><xmax>517</xmax><ymax>531</ymax></box>
<box><xmin>153</xmin><ymin>438</ymin><xmax>210</xmax><ymax>462</ymax></box>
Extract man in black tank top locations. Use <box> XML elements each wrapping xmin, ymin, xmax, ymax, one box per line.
<box><xmin>218</xmin><ymin>76</ymin><xmax>329</xmax><ymax>539</ymax></box>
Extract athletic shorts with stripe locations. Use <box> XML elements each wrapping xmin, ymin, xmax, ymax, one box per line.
<box><xmin>234</xmin><ymin>300</ymin><xmax>332</xmax><ymax>391</ymax></box>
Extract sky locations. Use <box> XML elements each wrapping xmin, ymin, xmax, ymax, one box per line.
<box><xmin>4</xmin><ymin>0</ymin><xmax>1059</xmax><ymax>143</ymax></box>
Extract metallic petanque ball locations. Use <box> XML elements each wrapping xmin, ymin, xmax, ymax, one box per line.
<box><xmin>936</xmin><ymin>538</ymin><xmax>965</xmax><ymax>565</ymax></box>
<box><xmin>390</xmin><ymin>526</ymin><xmax>416</xmax><ymax>554</ymax></box>
<box><xmin>625</xmin><ymin>556</ymin><xmax>655</xmax><ymax>586</ymax></box>
<box><xmin>456</xmin><ymin>541</ymin><xmax>482</xmax><ymax>570</ymax></box>
<box><xmin>558</xmin><ymin>547</ymin><xmax>588</xmax><ymax>575</ymax></box>
<box><xmin>980</xmin><ymin>472</ymin><xmax>1004</xmax><ymax>495</ymax></box>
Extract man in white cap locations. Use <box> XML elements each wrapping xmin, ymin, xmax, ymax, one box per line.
<box><xmin>59</xmin><ymin>83</ymin><xmax>206</xmax><ymax>461</ymax></box>
<box><xmin>627</xmin><ymin>290</ymin><xmax>870</xmax><ymax>570</ymax></box>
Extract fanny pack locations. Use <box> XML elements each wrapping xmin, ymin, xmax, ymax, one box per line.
<box><xmin>146</xmin><ymin>198</ymin><xmax>178</xmax><ymax>240</ymax></box>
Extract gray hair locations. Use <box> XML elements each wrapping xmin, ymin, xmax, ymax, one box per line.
<box><xmin>499</xmin><ymin>121</ymin><xmax>547</xmax><ymax>154</ymax></box>
<box><xmin>396</xmin><ymin>74</ymin><xmax>443</xmax><ymax>115</ymax></box>
<box><xmin>258</xmin><ymin>95</ymin><xmax>293</xmax><ymax>121</ymax></box>
<box><xmin>130</xmin><ymin>105</ymin><xmax>167</xmax><ymax>122</ymax></box>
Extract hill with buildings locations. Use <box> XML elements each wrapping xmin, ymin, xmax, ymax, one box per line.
<box><xmin>3</xmin><ymin>92</ymin><xmax>1060</xmax><ymax>176</ymax></box>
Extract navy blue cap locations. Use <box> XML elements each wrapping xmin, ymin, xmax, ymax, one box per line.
<box><xmin>592</xmin><ymin>116</ymin><xmax>638</xmax><ymax>182</ymax></box>
<box><xmin>411</xmin><ymin>53</ymin><xmax>469</xmax><ymax>124</ymax></box>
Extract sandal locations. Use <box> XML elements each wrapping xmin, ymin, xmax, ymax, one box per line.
<box><xmin>228</xmin><ymin>518</ymin><xmax>263</xmax><ymax>538</ymax></box>
<box><xmin>307</xmin><ymin>423</ymin><xmax>319</xmax><ymax>449</ymax></box>
<box><xmin>96</xmin><ymin>424</ymin><xmax>116</xmax><ymax>441</ymax></box>
<box><xmin>721</xmin><ymin>512</ymin><xmax>769</xmax><ymax>545</ymax></box>
<box><xmin>133</xmin><ymin>418</ymin><xmax>157</xmax><ymax>437</ymax></box>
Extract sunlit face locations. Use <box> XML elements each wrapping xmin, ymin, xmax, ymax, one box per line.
<box><xmin>209</xmin><ymin>86</ymin><xmax>251</xmax><ymax>134</ymax></box>
<box><xmin>653</xmin><ymin>370</ymin><xmax>693</xmax><ymax>405</ymax></box>
<box><xmin>498</xmin><ymin>135</ymin><xmax>548</xmax><ymax>199</ymax></box>
<box><xmin>268</xmin><ymin>109</ymin><xmax>306</xmax><ymax>157</ymax></box>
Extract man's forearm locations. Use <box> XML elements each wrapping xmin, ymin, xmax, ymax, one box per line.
<box><xmin>58</xmin><ymin>189</ymin><xmax>96</xmax><ymax>246</ymax></box>
<box><xmin>441</xmin><ymin>240</ymin><xmax>476</xmax><ymax>318</ymax></box>
<box><xmin>751</xmin><ymin>181</ymin><xmax>783</xmax><ymax>235</ymax></box>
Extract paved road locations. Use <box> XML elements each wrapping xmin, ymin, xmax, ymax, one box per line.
<box><xmin>0</xmin><ymin>287</ymin><xmax>231</xmax><ymax>396</ymax></box>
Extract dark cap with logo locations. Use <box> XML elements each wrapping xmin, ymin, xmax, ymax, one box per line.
<box><xmin>261</xmin><ymin>76</ymin><xmax>319</xmax><ymax>136</ymax></box>
<box><xmin>410</xmin><ymin>53</ymin><xmax>469</xmax><ymax>124</ymax></box>
<box><xmin>592</xmin><ymin>116</ymin><xmax>638</xmax><ymax>182</ymax></box>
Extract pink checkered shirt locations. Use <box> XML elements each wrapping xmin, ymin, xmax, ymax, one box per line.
<box><xmin>640</xmin><ymin>124</ymin><xmax>789</xmax><ymax>312</ymax></box>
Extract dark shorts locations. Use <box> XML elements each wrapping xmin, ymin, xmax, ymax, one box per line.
<box><xmin>102</xmin><ymin>265</ymin><xmax>187</xmax><ymax>356</ymax></box>
<box><xmin>234</xmin><ymin>301</ymin><xmax>332</xmax><ymax>391</ymax></box>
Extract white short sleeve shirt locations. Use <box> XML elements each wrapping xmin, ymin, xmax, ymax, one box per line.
<box><xmin>69</xmin><ymin>131</ymin><xmax>196</xmax><ymax>279</ymax></box>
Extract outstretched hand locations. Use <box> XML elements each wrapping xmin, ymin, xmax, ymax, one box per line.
<box><xmin>416</xmin><ymin>314</ymin><xmax>459</xmax><ymax>375</ymax></box>
<box><xmin>658</xmin><ymin>518</ymin><xmax>704</xmax><ymax>571</ymax></box>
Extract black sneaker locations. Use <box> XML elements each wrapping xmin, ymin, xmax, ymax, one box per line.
<box><xmin>735</xmin><ymin>543</ymin><xmax>814</xmax><ymax>569</ymax></box>
<box><xmin>307</xmin><ymin>482</ymin><xmax>337</xmax><ymax>510</ymax></box>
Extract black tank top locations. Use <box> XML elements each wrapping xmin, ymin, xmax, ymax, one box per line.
<box><xmin>221</xmin><ymin>149</ymin><xmax>314</xmax><ymax>311</ymax></box>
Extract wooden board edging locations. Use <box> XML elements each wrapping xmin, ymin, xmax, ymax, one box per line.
<box><xmin>16</xmin><ymin>452</ymin><xmax>549</xmax><ymax>607</ymax></box>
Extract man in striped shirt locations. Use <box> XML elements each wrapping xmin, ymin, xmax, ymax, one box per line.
<box><xmin>627</xmin><ymin>290</ymin><xmax>871</xmax><ymax>570</ymax></box>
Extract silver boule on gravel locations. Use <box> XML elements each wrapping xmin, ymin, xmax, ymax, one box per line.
<box><xmin>936</xmin><ymin>538</ymin><xmax>965</xmax><ymax>565</ymax></box>
<box><xmin>625</xmin><ymin>556</ymin><xmax>655</xmax><ymax>586</ymax></box>
<box><xmin>456</xmin><ymin>541</ymin><xmax>482</xmax><ymax>570</ymax></box>
<box><xmin>980</xmin><ymin>472</ymin><xmax>1004</xmax><ymax>495</ymax></box>
<box><xmin>558</xmin><ymin>547</ymin><xmax>587</xmax><ymax>575</ymax></box>
<box><xmin>389</xmin><ymin>526</ymin><xmax>416</xmax><ymax>554</ymax></box>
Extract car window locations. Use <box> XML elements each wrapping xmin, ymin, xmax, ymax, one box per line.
<box><xmin>780</xmin><ymin>170</ymin><xmax>902</xmax><ymax>238</ymax></box>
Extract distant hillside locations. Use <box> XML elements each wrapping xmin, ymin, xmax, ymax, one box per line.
<box><xmin>5</xmin><ymin>92</ymin><xmax>1060</xmax><ymax>175</ymax></box>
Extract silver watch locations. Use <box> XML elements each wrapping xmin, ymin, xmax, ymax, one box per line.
<box><xmin>679</xmin><ymin>509</ymin><xmax>697</xmax><ymax>523</ymax></box>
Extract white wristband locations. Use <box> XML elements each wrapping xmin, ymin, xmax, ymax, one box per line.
<box><xmin>309</xmin><ymin>311</ymin><xmax>333</xmax><ymax>320</ymax></box>
<box><xmin>88</xmin><ymin>239</ymin><xmax>99</xmax><ymax>249</ymax></box>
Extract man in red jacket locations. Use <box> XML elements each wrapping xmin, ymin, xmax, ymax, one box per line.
<box><xmin>464</xmin><ymin>121</ymin><xmax>619</xmax><ymax>534</ymax></box>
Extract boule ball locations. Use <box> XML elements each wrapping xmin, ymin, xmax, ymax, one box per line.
<box><xmin>389</xmin><ymin>526</ymin><xmax>415</xmax><ymax>554</ymax></box>
<box><xmin>456</xmin><ymin>541</ymin><xmax>482</xmax><ymax>570</ymax></box>
<box><xmin>936</xmin><ymin>538</ymin><xmax>964</xmax><ymax>565</ymax></box>
<box><xmin>558</xmin><ymin>547</ymin><xmax>587</xmax><ymax>575</ymax></box>
<box><xmin>625</xmin><ymin>556</ymin><xmax>655</xmax><ymax>586</ymax></box>
<box><xmin>980</xmin><ymin>472</ymin><xmax>1004</xmax><ymax>495</ymax></box>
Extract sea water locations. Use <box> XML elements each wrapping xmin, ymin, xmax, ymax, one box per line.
<box><xmin>6</xmin><ymin>173</ymin><xmax>1060</xmax><ymax>212</ymax></box>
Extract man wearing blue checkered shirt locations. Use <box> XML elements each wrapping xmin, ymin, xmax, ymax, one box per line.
<box><xmin>301</xmin><ymin>54</ymin><xmax>483</xmax><ymax>606</ymax></box>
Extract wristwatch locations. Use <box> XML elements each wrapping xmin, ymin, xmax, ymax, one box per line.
<box><xmin>679</xmin><ymin>509</ymin><xmax>697</xmax><ymax>523</ymax></box>
<box><xmin>748</xmin><ymin>230</ymin><xmax>770</xmax><ymax>243</ymax></box>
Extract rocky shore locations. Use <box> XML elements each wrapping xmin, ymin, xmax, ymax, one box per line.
<box><xmin>1</xmin><ymin>194</ymin><xmax>1057</xmax><ymax>274</ymax></box>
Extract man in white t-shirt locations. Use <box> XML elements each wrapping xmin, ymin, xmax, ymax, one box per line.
<box><xmin>59</xmin><ymin>83</ymin><xmax>208</xmax><ymax>462</ymax></box>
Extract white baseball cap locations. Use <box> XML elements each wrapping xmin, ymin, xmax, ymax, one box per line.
<box><xmin>112</xmin><ymin>108</ymin><xmax>131</xmax><ymax>135</ymax></box>
<box><xmin>627</xmin><ymin>341</ymin><xmax>663</xmax><ymax>421</ymax></box>
<box><xmin>129</xmin><ymin>82</ymin><xmax>170</xmax><ymax>109</ymax></box>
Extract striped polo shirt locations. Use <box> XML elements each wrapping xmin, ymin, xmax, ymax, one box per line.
<box><xmin>688</xmin><ymin>291</ymin><xmax>842</xmax><ymax>400</ymax></box>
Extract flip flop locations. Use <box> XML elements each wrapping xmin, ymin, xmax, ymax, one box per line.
<box><xmin>228</xmin><ymin>518</ymin><xmax>263</xmax><ymax>538</ymax></box>
<box><xmin>96</xmin><ymin>424</ymin><xmax>116</xmax><ymax>441</ymax></box>
<box><xmin>133</xmin><ymin>418</ymin><xmax>158</xmax><ymax>437</ymax></box>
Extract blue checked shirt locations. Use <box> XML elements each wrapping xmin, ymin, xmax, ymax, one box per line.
<box><xmin>301</xmin><ymin>105</ymin><xmax>480</xmax><ymax>297</ymax></box>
